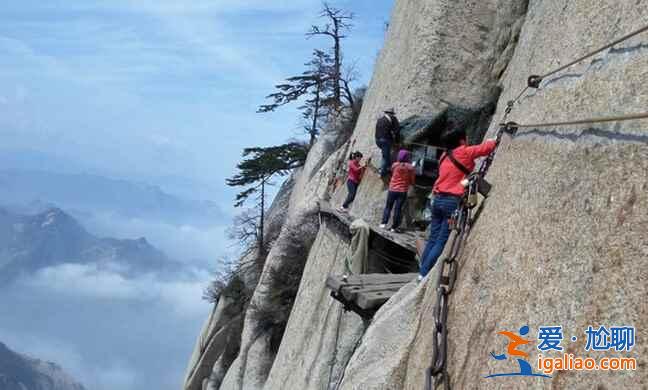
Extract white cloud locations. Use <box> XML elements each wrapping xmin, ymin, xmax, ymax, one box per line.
<box><xmin>79</xmin><ymin>211</ymin><xmax>229</xmax><ymax>264</ymax></box>
<box><xmin>24</xmin><ymin>263</ymin><xmax>139</xmax><ymax>299</ymax></box>
<box><xmin>20</xmin><ymin>263</ymin><xmax>212</xmax><ymax>318</ymax></box>
<box><xmin>0</xmin><ymin>0</ymin><xmax>340</xmax><ymax>184</ymax></box>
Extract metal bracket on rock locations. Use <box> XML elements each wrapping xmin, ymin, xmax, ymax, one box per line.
<box><xmin>527</xmin><ymin>75</ymin><xmax>542</xmax><ymax>88</ymax></box>
<box><xmin>502</xmin><ymin>122</ymin><xmax>519</xmax><ymax>136</ymax></box>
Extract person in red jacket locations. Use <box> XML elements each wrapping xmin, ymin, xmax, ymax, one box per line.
<box><xmin>380</xmin><ymin>149</ymin><xmax>416</xmax><ymax>232</ymax></box>
<box><xmin>419</xmin><ymin>128</ymin><xmax>496</xmax><ymax>279</ymax></box>
<box><xmin>339</xmin><ymin>151</ymin><xmax>368</xmax><ymax>212</ymax></box>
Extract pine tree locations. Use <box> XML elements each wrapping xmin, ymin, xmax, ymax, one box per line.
<box><xmin>258</xmin><ymin>3</ymin><xmax>355</xmax><ymax>146</ymax></box>
<box><xmin>226</xmin><ymin>142</ymin><xmax>308</xmax><ymax>253</ymax></box>
<box><xmin>307</xmin><ymin>2</ymin><xmax>354</xmax><ymax>112</ymax></box>
<box><xmin>258</xmin><ymin>50</ymin><xmax>334</xmax><ymax>147</ymax></box>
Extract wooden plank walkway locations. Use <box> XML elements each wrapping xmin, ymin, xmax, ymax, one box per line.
<box><xmin>318</xmin><ymin>203</ymin><xmax>425</xmax><ymax>254</ymax></box>
<box><xmin>319</xmin><ymin>202</ymin><xmax>423</xmax><ymax>317</ymax></box>
<box><xmin>326</xmin><ymin>273</ymin><xmax>417</xmax><ymax>318</ymax></box>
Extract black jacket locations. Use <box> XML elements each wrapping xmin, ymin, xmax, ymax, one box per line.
<box><xmin>375</xmin><ymin>114</ymin><xmax>400</xmax><ymax>143</ymax></box>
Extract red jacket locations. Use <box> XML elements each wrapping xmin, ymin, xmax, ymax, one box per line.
<box><xmin>433</xmin><ymin>140</ymin><xmax>497</xmax><ymax>196</ymax></box>
<box><xmin>389</xmin><ymin>162</ymin><xmax>416</xmax><ymax>193</ymax></box>
<box><xmin>348</xmin><ymin>160</ymin><xmax>365</xmax><ymax>183</ymax></box>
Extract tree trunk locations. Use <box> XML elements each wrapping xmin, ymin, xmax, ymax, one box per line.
<box><xmin>342</xmin><ymin>78</ymin><xmax>354</xmax><ymax>108</ymax></box>
<box><xmin>259</xmin><ymin>178</ymin><xmax>265</xmax><ymax>255</ymax></box>
<box><xmin>333</xmin><ymin>20</ymin><xmax>341</xmax><ymax>111</ymax></box>
<box><xmin>310</xmin><ymin>81</ymin><xmax>321</xmax><ymax>147</ymax></box>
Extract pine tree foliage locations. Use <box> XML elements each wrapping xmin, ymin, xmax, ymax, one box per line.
<box><xmin>307</xmin><ymin>2</ymin><xmax>354</xmax><ymax>111</ymax></box>
<box><xmin>258</xmin><ymin>3</ymin><xmax>356</xmax><ymax>146</ymax></box>
<box><xmin>226</xmin><ymin>142</ymin><xmax>308</xmax><ymax>206</ymax></box>
<box><xmin>257</xmin><ymin>50</ymin><xmax>332</xmax><ymax>113</ymax></box>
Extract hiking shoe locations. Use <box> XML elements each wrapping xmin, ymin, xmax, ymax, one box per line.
<box><xmin>379</xmin><ymin>223</ymin><xmax>387</xmax><ymax>229</ymax></box>
<box><xmin>389</xmin><ymin>227</ymin><xmax>402</xmax><ymax>233</ymax></box>
<box><xmin>417</xmin><ymin>275</ymin><xmax>423</xmax><ymax>283</ymax></box>
<box><xmin>338</xmin><ymin>206</ymin><xmax>349</xmax><ymax>213</ymax></box>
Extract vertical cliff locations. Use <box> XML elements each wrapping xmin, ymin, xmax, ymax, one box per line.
<box><xmin>185</xmin><ymin>1</ymin><xmax>648</xmax><ymax>389</ymax></box>
<box><xmin>436</xmin><ymin>1</ymin><xmax>648</xmax><ymax>388</ymax></box>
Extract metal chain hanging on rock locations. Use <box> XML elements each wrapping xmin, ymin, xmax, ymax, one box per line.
<box><xmin>424</xmin><ymin>124</ymin><xmax>515</xmax><ymax>390</ymax></box>
<box><xmin>423</xmin><ymin>20</ymin><xmax>648</xmax><ymax>390</ymax></box>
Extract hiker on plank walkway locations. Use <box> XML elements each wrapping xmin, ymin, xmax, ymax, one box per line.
<box><xmin>375</xmin><ymin>108</ymin><xmax>400</xmax><ymax>177</ymax></box>
<box><xmin>380</xmin><ymin>149</ymin><xmax>416</xmax><ymax>233</ymax></box>
<box><xmin>339</xmin><ymin>151</ymin><xmax>369</xmax><ymax>212</ymax></box>
<box><xmin>418</xmin><ymin>128</ymin><xmax>496</xmax><ymax>279</ymax></box>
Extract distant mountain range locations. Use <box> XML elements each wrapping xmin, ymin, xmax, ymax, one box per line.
<box><xmin>0</xmin><ymin>341</ymin><xmax>85</xmax><ymax>390</ymax></box>
<box><xmin>0</xmin><ymin>169</ymin><xmax>224</xmax><ymax>227</ymax></box>
<box><xmin>0</xmin><ymin>206</ymin><xmax>182</xmax><ymax>285</ymax></box>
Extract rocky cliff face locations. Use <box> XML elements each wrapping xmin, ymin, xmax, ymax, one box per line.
<box><xmin>186</xmin><ymin>0</ymin><xmax>648</xmax><ymax>389</ymax></box>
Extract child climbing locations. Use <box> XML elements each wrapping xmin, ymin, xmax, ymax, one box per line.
<box><xmin>339</xmin><ymin>151</ymin><xmax>369</xmax><ymax>212</ymax></box>
<box><xmin>418</xmin><ymin>127</ymin><xmax>496</xmax><ymax>280</ymax></box>
<box><xmin>380</xmin><ymin>149</ymin><xmax>416</xmax><ymax>232</ymax></box>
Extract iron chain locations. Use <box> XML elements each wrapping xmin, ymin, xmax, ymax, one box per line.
<box><xmin>424</xmin><ymin>123</ymin><xmax>512</xmax><ymax>390</ymax></box>
<box><xmin>424</xmin><ymin>21</ymin><xmax>648</xmax><ymax>390</ymax></box>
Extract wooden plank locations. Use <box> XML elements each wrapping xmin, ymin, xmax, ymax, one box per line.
<box><xmin>357</xmin><ymin>290</ymin><xmax>400</xmax><ymax>309</ymax></box>
<box><xmin>326</xmin><ymin>273</ymin><xmax>417</xmax><ymax>297</ymax></box>
<box><xmin>319</xmin><ymin>201</ymin><xmax>424</xmax><ymax>254</ymax></box>
<box><xmin>341</xmin><ymin>281</ymin><xmax>411</xmax><ymax>294</ymax></box>
<box><xmin>340</xmin><ymin>273</ymin><xmax>418</xmax><ymax>286</ymax></box>
<box><xmin>374</xmin><ymin>229</ymin><xmax>421</xmax><ymax>253</ymax></box>
<box><xmin>340</xmin><ymin>282</ymin><xmax>410</xmax><ymax>301</ymax></box>
<box><xmin>327</xmin><ymin>273</ymin><xmax>417</xmax><ymax>290</ymax></box>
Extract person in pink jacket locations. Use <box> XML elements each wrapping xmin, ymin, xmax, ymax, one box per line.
<box><xmin>380</xmin><ymin>149</ymin><xmax>416</xmax><ymax>232</ymax></box>
<box><xmin>418</xmin><ymin>128</ymin><xmax>496</xmax><ymax>279</ymax></box>
<box><xmin>339</xmin><ymin>151</ymin><xmax>368</xmax><ymax>212</ymax></box>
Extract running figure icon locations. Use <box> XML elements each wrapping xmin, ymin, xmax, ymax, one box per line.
<box><xmin>484</xmin><ymin>325</ymin><xmax>551</xmax><ymax>378</ymax></box>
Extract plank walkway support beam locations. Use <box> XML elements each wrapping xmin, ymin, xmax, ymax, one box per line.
<box><xmin>319</xmin><ymin>201</ymin><xmax>423</xmax><ymax>317</ymax></box>
<box><xmin>326</xmin><ymin>273</ymin><xmax>418</xmax><ymax>318</ymax></box>
<box><xmin>318</xmin><ymin>202</ymin><xmax>424</xmax><ymax>254</ymax></box>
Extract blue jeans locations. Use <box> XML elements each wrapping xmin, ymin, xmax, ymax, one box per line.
<box><xmin>381</xmin><ymin>191</ymin><xmax>407</xmax><ymax>228</ymax></box>
<box><xmin>419</xmin><ymin>195</ymin><xmax>460</xmax><ymax>276</ymax></box>
<box><xmin>342</xmin><ymin>179</ymin><xmax>358</xmax><ymax>208</ymax></box>
<box><xmin>376</xmin><ymin>138</ymin><xmax>392</xmax><ymax>176</ymax></box>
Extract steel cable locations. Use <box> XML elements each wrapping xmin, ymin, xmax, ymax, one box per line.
<box><xmin>504</xmin><ymin>23</ymin><xmax>648</xmax><ymax>117</ymax></box>
<box><xmin>421</xmin><ymin>21</ymin><xmax>648</xmax><ymax>390</ymax></box>
<box><xmin>539</xmin><ymin>23</ymin><xmax>648</xmax><ymax>80</ymax></box>
<box><xmin>506</xmin><ymin>111</ymin><xmax>648</xmax><ymax>129</ymax></box>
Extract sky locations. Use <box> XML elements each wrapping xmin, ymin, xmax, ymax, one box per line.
<box><xmin>0</xmin><ymin>0</ymin><xmax>393</xmax><ymax>207</ymax></box>
<box><xmin>0</xmin><ymin>1</ymin><xmax>394</xmax><ymax>389</ymax></box>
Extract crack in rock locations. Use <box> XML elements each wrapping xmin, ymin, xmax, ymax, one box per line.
<box><xmin>609</xmin><ymin>42</ymin><xmax>648</xmax><ymax>55</ymax></box>
<box><xmin>542</xmin><ymin>72</ymin><xmax>584</xmax><ymax>88</ymax></box>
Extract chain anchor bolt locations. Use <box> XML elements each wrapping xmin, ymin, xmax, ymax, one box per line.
<box><xmin>527</xmin><ymin>75</ymin><xmax>542</xmax><ymax>88</ymax></box>
<box><xmin>503</xmin><ymin>121</ymin><xmax>519</xmax><ymax>136</ymax></box>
